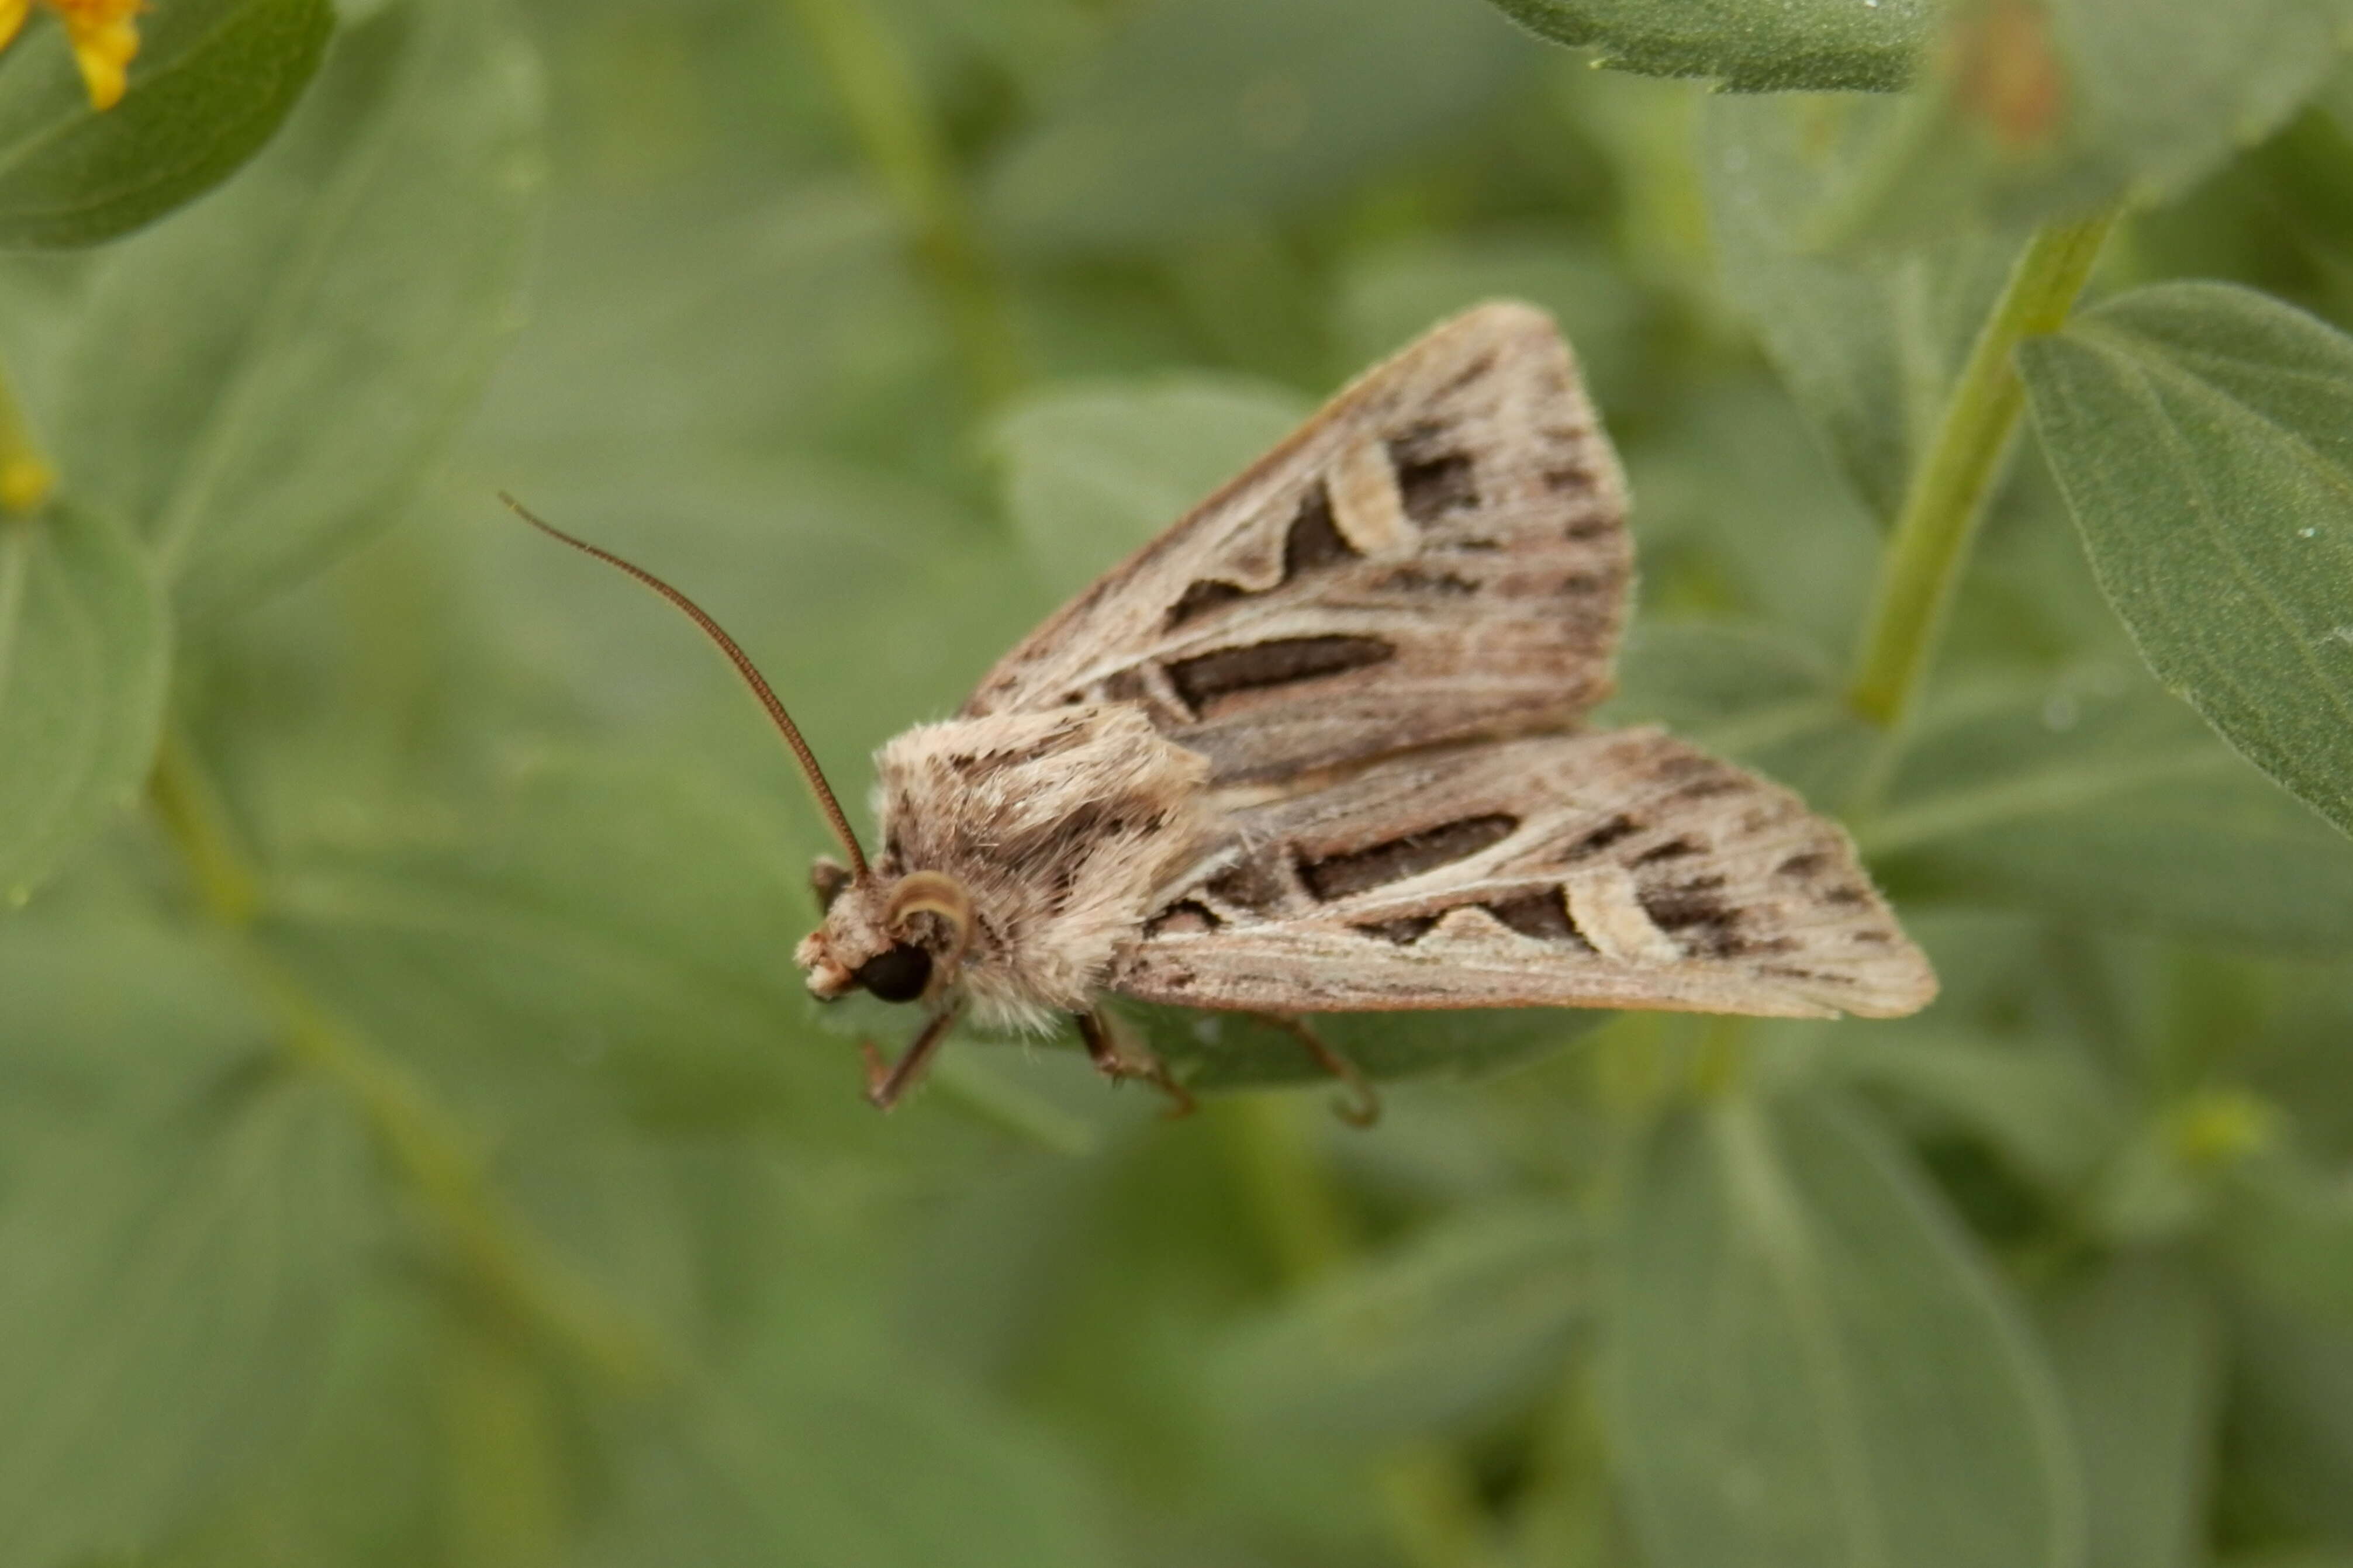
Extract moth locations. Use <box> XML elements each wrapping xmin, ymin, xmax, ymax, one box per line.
<box><xmin>509</xmin><ymin>301</ymin><xmax>1935</xmax><ymax>1121</ymax></box>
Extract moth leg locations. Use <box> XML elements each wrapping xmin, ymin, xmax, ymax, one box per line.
<box><xmin>1252</xmin><ymin>1013</ymin><xmax>1380</xmax><ymax>1129</ymax></box>
<box><xmin>860</xmin><ymin>1007</ymin><xmax>961</xmax><ymax>1111</ymax></box>
<box><xmin>1075</xmin><ymin>1009</ymin><xmax>1196</xmax><ymax>1119</ymax></box>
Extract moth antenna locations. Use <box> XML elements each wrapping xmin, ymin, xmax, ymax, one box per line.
<box><xmin>499</xmin><ymin>492</ymin><xmax>870</xmax><ymax>880</ymax></box>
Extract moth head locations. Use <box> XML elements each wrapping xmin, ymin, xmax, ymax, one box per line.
<box><xmin>796</xmin><ymin>870</ymin><xmax>974</xmax><ymax>1006</ymax></box>
<box><xmin>500</xmin><ymin>493</ymin><xmax>919</xmax><ymax>1000</ymax></box>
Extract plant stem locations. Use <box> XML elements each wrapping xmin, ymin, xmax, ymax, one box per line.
<box><xmin>0</xmin><ymin>347</ymin><xmax>54</xmax><ymax>516</ymax></box>
<box><xmin>784</xmin><ymin>0</ymin><xmax>1025</xmax><ymax>413</ymax></box>
<box><xmin>148</xmin><ymin>733</ymin><xmax>665</xmax><ymax>1390</ymax></box>
<box><xmin>1846</xmin><ymin>211</ymin><xmax>2115</xmax><ymax>731</ymax></box>
<box><xmin>1219</xmin><ymin>1096</ymin><xmax>1499</xmax><ymax>1568</ymax></box>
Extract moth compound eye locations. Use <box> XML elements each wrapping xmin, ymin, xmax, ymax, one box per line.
<box><xmin>854</xmin><ymin>943</ymin><xmax>932</xmax><ymax>1004</ymax></box>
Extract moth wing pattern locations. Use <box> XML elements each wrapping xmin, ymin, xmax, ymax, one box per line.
<box><xmin>1111</xmin><ymin>728</ymin><xmax>1937</xmax><ymax>1020</ymax></box>
<box><xmin>962</xmin><ymin>302</ymin><xmax>1630</xmax><ymax>785</ymax></box>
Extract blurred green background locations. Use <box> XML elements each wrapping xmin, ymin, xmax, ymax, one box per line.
<box><xmin>9</xmin><ymin>0</ymin><xmax>2353</xmax><ymax>1564</ymax></box>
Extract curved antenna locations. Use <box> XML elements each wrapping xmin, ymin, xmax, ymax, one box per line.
<box><xmin>499</xmin><ymin>493</ymin><xmax>870</xmax><ymax>880</ymax></box>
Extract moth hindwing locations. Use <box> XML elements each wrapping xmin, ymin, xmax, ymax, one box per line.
<box><xmin>516</xmin><ymin>299</ymin><xmax>1936</xmax><ymax>1117</ymax></box>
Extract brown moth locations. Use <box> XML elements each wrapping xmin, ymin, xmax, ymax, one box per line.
<box><xmin>508</xmin><ymin>301</ymin><xmax>1934</xmax><ymax>1121</ymax></box>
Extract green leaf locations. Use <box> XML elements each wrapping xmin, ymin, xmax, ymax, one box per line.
<box><xmin>2039</xmin><ymin>1254</ymin><xmax>2217</xmax><ymax>1568</ymax></box>
<box><xmin>0</xmin><ymin>0</ymin><xmax>332</xmax><ymax>250</ymax></box>
<box><xmin>1703</xmin><ymin>0</ymin><xmax>2346</xmax><ymax>254</ymax></box>
<box><xmin>0</xmin><ymin>923</ymin><xmax>375</xmax><ymax>1566</ymax></box>
<box><xmin>1608</xmin><ymin>1092</ymin><xmax>2082</xmax><ymax>1568</ymax></box>
<box><xmin>589</xmin><ymin>1367</ymin><xmax>1114</xmax><ymax>1568</ymax></box>
<box><xmin>979</xmin><ymin>0</ymin><xmax>1531</xmax><ymax>252</ymax></box>
<box><xmin>1481</xmin><ymin>0</ymin><xmax>1934</xmax><ymax>92</ymax></box>
<box><xmin>1865</xmin><ymin>674</ymin><xmax>2353</xmax><ymax>951</ymax></box>
<box><xmin>1815</xmin><ymin>1026</ymin><xmax>2119</xmax><ymax>1190</ymax></box>
<box><xmin>1703</xmin><ymin>100</ymin><xmax>2016</xmax><ymax>518</ymax></box>
<box><xmin>134</xmin><ymin>1292</ymin><xmax>442</xmax><ymax>1568</ymax></box>
<box><xmin>2019</xmin><ymin>282</ymin><xmax>2353</xmax><ymax>844</ymax></box>
<box><xmin>989</xmin><ymin>375</ymin><xmax>1310</xmax><ymax>599</ymax></box>
<box><xmin>0</xmin><ymin>501</ymin><xmax>167</xmax><ymax>900</ymax></box>
<box><xmin>54</xmin><ymin>0</ymin><xmax>544</xmax><ymax>620</ymax></box>
<box><xmin>1625</xmin><ymin>383</ymin><xmax>1885</xmax><ymax>667</ymax></box>
<box><xmin>2217</xmin><ymin>1295</ymin><xmax>2353</xmax><ymax>1544</ymax></box>
<box><xmin>1211</xmin><ymin>1203</ymin><xmax>1588</xmax><ymax>1444</ymax></box>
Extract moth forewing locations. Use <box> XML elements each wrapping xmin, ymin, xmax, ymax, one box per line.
<box><xmin>962</xmin><ymin>302</ymin><xmax>1635</xmax><ymax>784</ymax></box>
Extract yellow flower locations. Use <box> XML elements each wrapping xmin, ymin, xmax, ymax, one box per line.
<box><xmin>0</xmin><ymin>0</ymin><xmax>143</xmax><ymax>112</ymax></box>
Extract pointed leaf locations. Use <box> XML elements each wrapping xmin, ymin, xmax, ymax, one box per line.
<box><xmin>1481</xmin><ymin>0</ymin><xmax>1934</xmax><ymax>92</ymax></box>
<box><xmin>0</xmin><ymin>0</ymin><xmax>332</xmax><ymax>248</ymax></box>
<box><xmin>2020</xmin><ymin>282</ymin><xmax>2353</xmax><ymax>843</ymax></box>
<box><xmin>1608</xmin><ymin>1092</ymin><xmax>2082</xmax><ymax>1568</ymax></box>
<box><xmin>1704</xmin><ymin>99</ymin><xmax>2016</xmax><ymax>518</ymax></box>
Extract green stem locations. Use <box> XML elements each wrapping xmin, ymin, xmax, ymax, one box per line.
<box><xmin>1846</xmin><ymin>211</ymin><xmax>2116</xmax><ymax>731</ymax></box>
<box><xmin>0</xmin><ymin>347</ymin><xmax>54</xmax><ymax>516</ymax></box>
<box><xmin>784</xmin><ymin>0</ymin><xmax>1025</xmax><ymax>413</ymax></box>
<box><xmin>1219</xmin><ymin>1097</ymin><xmax>1498</xmax><ymax>1568</ymax></box>
<box><xmin>149</xmin><ymin>733</ymin><xmax>666</xmax><ymax>1390</ymax></box>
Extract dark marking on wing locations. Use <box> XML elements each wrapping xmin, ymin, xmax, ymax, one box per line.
<box><xmin>1281</xmin><ymin>483</ymin><xmax>1356</xmax><ymax>576</ymax></box>
<box><xmin>1145</xmin><ymin>901</ymin><xmax>1222</xmax><ymax>937</ymax></box>
<box><xmin>1565</xmin><ymin>814</ymin><xmax>1640</xmax><ymax>858</ymax></box>
<box><xmin>1166</xmin><ymin>577</ymin><xmax>1248</xmax><ymax>627</ymax></box>
<box><xmin>1777</xmin><ymin>851</ymin><xmax>1829</xmax><ymax>880</ymax></box>
<box><xmin>1379</xmin><ymin>566</ymin><xmax>1478</xmax><ymax>596</ymax></box>
<box><xmin>1631</xmin><ymin>836</ymin><xmax>1702</xmax><ymax>867</ymax></box>
<box><xmin>1164</xmin><ymin>483</ymin><xmax>1357</xmax><ymax>631</ymax></box>
<box><xmin>1356</xmin><ymin>913</ymin><xmax>1439</xmax><ymax>945</ymax></box>
<box><xmin>1206</xmin><ymin>859</ymin><xmax>1291</xmax><ymax>917</ymax></box>
<box><xmin>1639</xmin><ymin>877</ymin><xmax>1741</xmax><ymax>957</ymax></box>
<box><xmin>1299</xmin><ymin>814</ymin><xmax>1518</xmax><ymax>902</ymax></box>
<box><xmin>1485</xmin><ymin>887</ymin><xmax>1593</xmax><ymax>947</ymax></box>
<box><xmin>1758</xmin><ymin>964</ymin><xmax>1853</xmax><ymax>985</ymax></box>
<box><xmin>1391</xmin><ymin>448</ymin><xmax>1478</xmax><ymax>525</ymax></box>
<box><xmin>1167</xmin><ymin>635</ymin><xmax>1394</xmax><ymax>715</ymax></box>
